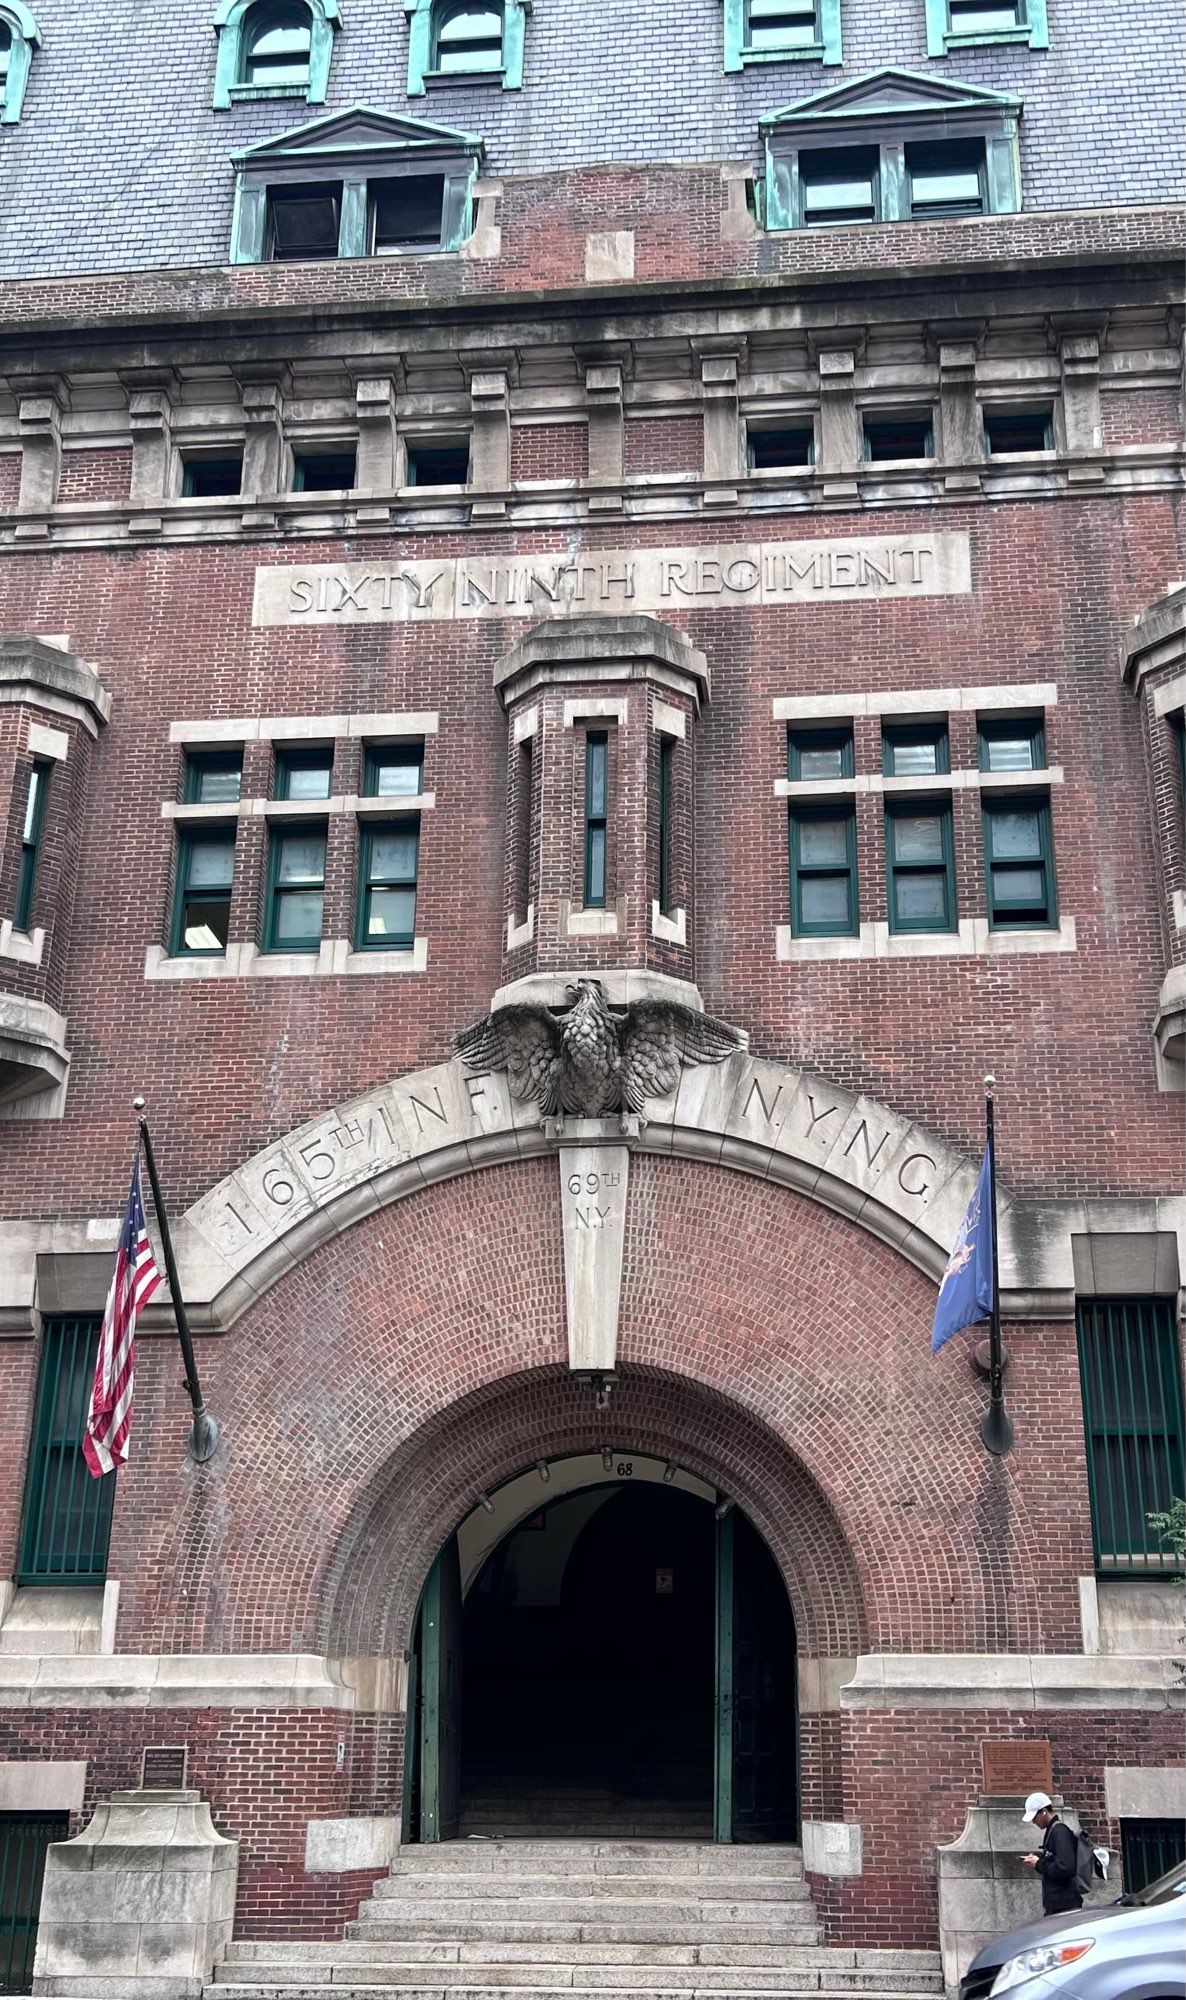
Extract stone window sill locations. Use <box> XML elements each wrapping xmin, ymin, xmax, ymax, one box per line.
<box><xmin>776</xmin><ymin>916</ymin><xmax>1077</xmax><ymax>962</ymax></box>
<box><xmin>506</xmin><ymin>904</ymin><xmax>534</xmax><ymax>950</ymax></box>
<box><xmin>773</xmin><ymin>682</ymin><xmax>1058</xmax><ymax>724</ymax></box>
<box><xmin>226</xmin><ymin>83</ymin><xmax>309</xmax><ymax>102</ymax></box>
<box><xmin>774</xmin><ymin>768</ymin><xmax>1063</xmax><ymax>800</ymax></box>
<box><xmin>562</xmin><ymin>900</ymin><xmax>622</xmax><ymax>938</ymax></box>
<box><xmin>144</xmin><ymin>938</ymin><xmax>428</xmax><ymax>980</ymax></box>
<box><xmin>738</xmin><ymin>43</ymin><xmax>826</xmax><ymax>62</ymax></box>
<box><xmin>0</xmin><ymin>920</ymin><xmax>44</xmax><ymax>966</ymax></box>
<box><xmin>650</xmin><ymin>903</ymin><xmax>686</xmax><ymax>946</ymax></box>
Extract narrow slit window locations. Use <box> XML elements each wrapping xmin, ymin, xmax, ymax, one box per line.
<box><xmin>181</xmin><ymin>456</ymin><xmax>243</xmax><ymax>498</ymax></box>
<box><xmin>370</xmin><ymin>175</ymin><xmax>446</xmax><ymax>253</ymax></box>
<box><xmin>982</xmin><ymin>794</ymin><xmax>1056</xmax><ymax>927</ymax></box>
<box><xmin>513</xmin><ymin>735</ymin><xmax>533</xmax><ymax>923</ymax></box>
<box><xmin>584</xmin><ymin>732</ymin><xmax>608</xmax><ymax>909</ymax></box>
<box><xmin>431</xmin><ymin>0</ymin><xmax>504</xmax><ymax>72</ymax></box>
<box><xmin>242</xmin><ymin>2</ymin><xmax>312</xmax><ymax>86</ymax></box>
<box><xmin>984</xmin><ymin>408</ymin><xmax>1055</xmax><ymax>456</ymax></box>
<box><xmin>886</xmin><ymin>802</ymin><xmax>956</xmax><ymax>933</ymax></box>
<box><xmin>266</xmin><ymin>824</ymin><xmax>327</xmax><ymax>952</ymax></box>
<box><xmin>172</xmin><ymin>830</ymin><xmax>235</xmax><ymax>956</ymax></box>
<box><xmin>906</xmin><ymin>139</ymin><xmax>986</xmax><ymax>218</ymax></box>
<box><xmin>748</xmin><ymin>425</ymin><xmax>815</xmax><ymax>469</ymax></box>
<box><xmin>405</xmin><ymin>440</ymin><xmax>470</xmax><ymax>486</ymax></box>
<box><xmin>14</xmin><ymin>760</ymin><xmax>49</xmax><ymax>933</ymax></box>
<box><xmin>1076</xmin><ymin>1298</ymin><xmax>1185</xmax><ymax>1576</ymax></box>
<box><xmin>266</xmin><ymin>181</ymin><xmax>342</xmax><ymax>261</ymax></box>
<box><xmin>862</xmin><ymin>413</ymin><xmax>935</xmax><ymax>462</ymax></box>
<box><xmin>658</xmin><ymin>735</ymin><xmax>675</xmax><ymax>916</ymax></box>
<box><xmin>799</xmin><ymin>146</ymin><xmax>879</xmax><ymax>227</ymax></box>
<box><xmin>356</xmin><ymin>821</ymin><xmax>419</xmax><ymax>950</ymax></box>
<box><xmin>789</xmin><ymin>806</ymin><xmax>858</xmax><ymax>937</ymax></box>
<box><xmin>745</xmin><ymin>0</ymin><xmax>819</xmax><ymax>50</ymax></box>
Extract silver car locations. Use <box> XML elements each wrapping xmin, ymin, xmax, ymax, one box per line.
<box><xmin>976</xmin><ymin>1861</ymin><xmax>1186</xmax><ymax>1998</ymax></box>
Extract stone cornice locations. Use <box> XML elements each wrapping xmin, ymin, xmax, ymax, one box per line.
<box><xmin>0</xmin><ymin>636</ymin><xmax>112</xmax><ymax>735</ymax></box>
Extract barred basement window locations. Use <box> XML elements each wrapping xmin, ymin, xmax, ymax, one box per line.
<box><xmin>0</xmin><ymin>1812</ymin><xmax>69</xmax><ymax>1991</ymax></box>
<box><xmin>185</xmin><ymin>749</ymin><xmax>242</xmax><ymax>804</ymax></box>
<box><xmin>584</xmin><ymin>732</ymin><xmax>608</xmax><ymax>910</ymax></box>
<box><xmin>1119</xmin><ymin>1819</ymin><xmax>1186</xmax><ymax>1896</ymax></box>
<box><xmin>1076</xmin><ymin>1298</ymin><xmax>1185</xmax><ymax>1576</ymax></box>
<box><xmin>788</xmin><ymin>724</ymin><xmax>853</xmax><ymax>780</ymax></box>
<box><xmin>984</xmin><ymin>408</ymin><xmax>1055</xmax><ymax>456</ymax></box>
<box><xmin>242</xmin><ymin>2</ymin><xmax>311</xmax><ymax>85</ymax></box>
<box><xmin>265</xmin><ymin>824</ymin><xmax>327</xmax><ymax>951</ymax></box>
<box><xmin>799</xmin><ymin>146</ymin><xmax>878</xmax><ymax>226</ymax></box>
<box><xmin>431</xmin><ymin>0</ymin><xmax>504</xmax><ymax>73</ymax></box>
<box><xmin>905</xmin><ymin>139</ymin><xmax>986</xmax><ymax>217</ymax></box>
<box><xmin>405</xmin><ymin>440</ymin><xmax>470</xmax><ymax>486</ymax></box>
<box><xmin>862</xmin><ymin>413</ymin><xmax>935</xmax><ymax>462</ymax></box>
<box><xmin>17</xmin><ymin>1317</ymin><xmax>115</xmax><ymax>1584</ymax></box>
<box><xmin>291</xmin><ymin>448</ymin><xmax>357</xmax><ymax>491</ymax></box>
<box><xmin>982</xmin><ymin>795</ymin><xmax>1055</xmax><ymax>928</ymax></box>
<box><xmin>748</xmin><ymin>425</ymin><xmax>814</xmax><ymax>469</ymax></box>
<box><xmin>356</xmin><ymin>821</ymin><xmax>419</xmax><ymax>949</ymax></box>
<box><xmin>13</xmin><ymin>759</ymin><xmax>49</xmax><ymax>933</ymax></box>
<box><xmin>882</xmin><ymin>723</ymin><xmax>949</xmax><ymax>777</ymax></box>
<box><xmin>173</xmin><ymin>830</ymin><xmax>235</xmax><ymax>955</ymax></box>
<box><xmin>266</xmin><ymin>181</ymin><xmax>341</xmax><ymax>260</ymax></box>
<box><xmin>885</xmin><ymin>801</ymin><xmax>956</xmax><ymax>934</ymax></box>
<box><xmin>789</xmin><ymin>806</ymin><xmax>858</xmax><ymax>937</ymax></box>
<box><xmin>181</xmin><ymin>455</ymin><xmax>244</xmax><ymax>498</ymax></box>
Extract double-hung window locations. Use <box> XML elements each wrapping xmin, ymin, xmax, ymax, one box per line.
<box><xmin>982</xmin><ymin>797</ymin><xmax>1055</xmax><ymax>928</ymax></box>
<box><xmin>883</xmin><ymin>723</ymin><xmax>949</xmax><ymax>778</ymax></box>
<box><xmin>584</xmin><ymin>733</ymin><xmax>609</xmax><ymax>910</ymax></box>
<box><xmin>14</xmin><ymin>760</ymin><xmax>49</xmax><ymax>933</ymax></box>
<box><xmin>431</xmin><ymin>0</ymin><xmax>504</xmax><ymax>73</ymax></box>
<box><xmin>1076</xmin><ymin>1298</ymin><xmax>1185</xmax><ymax>1575</ymax></box>
<box><xmin>787</xmin><ymin>725</ymin><xmax>857</xmax><ymax>937</ymax></box>
<box><xmin>266</xmin><ymin>826</ymin><xmax>327</xmax><ymax>952</ymax></box>
<box><xmin>979</xmin><ymin>717</ymin><xmax>1045</xmax><ymax>772</ymax></box>
<box><xmin>905</xmin><ymin>139</ymin><xmax>986</xmax><ymax>218</ymax></box>
<box><xmin>173</xmin><ymin>751</ymin><xmax>240</xmax><ymax>956</ymax></box>
<box><xmin>885</xmin><ymin>803</ymin><xmax>956</xmax><ymax>933</ymax></box>
<box><xmin>800</xmin><ymin>146</ymin><xmax>878</xmax><ymax>227</ymax></box>
<box><xmin>356</xmin><ymin>823</ymin><xmax>419</xmax><ymax>950</ymax></box>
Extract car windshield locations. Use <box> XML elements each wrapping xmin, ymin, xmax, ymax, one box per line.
<box><xmin>1138</xmin><ymin>1863</ymin><xmax>1186</xmax><ymax>1907</ymax></box>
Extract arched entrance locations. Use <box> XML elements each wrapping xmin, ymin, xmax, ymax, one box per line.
<box><xmin>402</xmin><ymin>1452</ymin><xmax>798</xmax><ymax>1845</ymax></box>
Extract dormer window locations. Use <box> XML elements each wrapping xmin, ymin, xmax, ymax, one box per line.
<box><xmin>762</xmin><ymin>69</ymin><xmax>1022</xmax><ymax>230</ymax></box>
<box><xmin>432</xmin><ymin>1</ymin><xmax>503</xmax><ymax>73</ymax></box>
<box><xmin>724</xmin><ymin>0</ymin><xmax>840</xmax><ymax>68</ymax></box>
<box><xmin>230</xmin><ymin>105</ymin><xmax>484</xmax><ymax>262</ymax></box>
<box><xmin>0</xmin><ymin>3</ymin><xmax>41</xmax><ymax>125</ymax></box>
<box><xmin>925</xmin><ymin>0</ymin><xmax>1048</xmax><ymax>56</ymax></box>
<box><xmin>212</xmin><ymin>0</ymin><xmax>339</xmax><ymax>109</ymax></box>
<box><xmin>405</xmin><ymin>0</ymin><xmax>531</xmax><ymax>93</ymax></box>
<box><xmin>243</xmin><ymin>2</ymin><xmax>311</xmax><ymax>86</ymax></box>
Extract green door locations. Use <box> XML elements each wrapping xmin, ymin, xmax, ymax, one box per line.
<box><xmin>714</xmin><ymin>1507</ymin><xmax>798</xmax><ymax>1843</ymax></box>
<box><xmin>417</xmin><ymin>1537</ymin><xmax>463</xmax><ymax>1843</ymax></box>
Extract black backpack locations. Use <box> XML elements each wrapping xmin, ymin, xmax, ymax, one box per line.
<box><xmin>1072</xmin><ymin>1829</ymin><xmax>1095</xmax><ymax>1898</ymax></box>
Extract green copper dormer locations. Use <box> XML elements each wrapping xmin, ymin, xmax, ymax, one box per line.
<box><xmin>0</xmin><ymin>2</ymin><xmax>41</xmax><ymax>125</ymax></box>
<box><xmin>761</xmin><ymin>68</ymin><xmax>1023</xmax><ymax>231</ymax></box>
<box><xmin>228</xmin><ymin>103</ymin><xmax>485</xmax><ymax>261</ymax></box>
<box><xmin>925</xmin><ymin>0</ymin><xmax>1048</xmax><ymax>60</ymax></box>
<box><xmin>213</xmin><ymin>0</ymin><xmax>341</xmax><ymax>110</ymax></box>
<box><xmin>722</xmin><ymin>0</ymin><xmax>842</xmax><ymax>73</ymax></box>
<box><xmin>404</xmin><ymin>0</ymin><xmax>532</xmax><ymax>95</ymax></box>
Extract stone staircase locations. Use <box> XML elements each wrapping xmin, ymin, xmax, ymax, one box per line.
<box><xmin>209</xmin><ymin>1839</ymin><xmax>945</xmax><ymax>1999</ymax></box>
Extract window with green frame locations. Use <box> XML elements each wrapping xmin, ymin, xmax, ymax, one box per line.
<box><xmin>1076</xmin><ymin>1298</ymin><xmax>1185</xmax><ymax>1576</ymax></box>
<box><xmin>212</xmin><ymin>0</ymin><xmax>339</xmax><ymax>109</ymax></box>
<box><xmin>265</xmin><ymin>823</ymin><xmax>326</xmax><ymax>951</ymax></box>
<box><xmin>355</xmin><ymin>819</ymin><xmax>419</xmax><ymax>950</ymax></box>
<box><xmin>185</xmin><ymin>749</ymin><xmax>242</xmax><ymax>803</ymax></box>
<box><xmin>365</xmin><ymin>743</ymin><xmax>424</xmax><ymax>797</ymax></box>
<box><xmin>789</xmin><ymin>805</ymin><xmax>858</xmax><ymax>937</ymax></box>
<box><xmin>787</xmin><ymin>723</ymin><xmax>853</xmax><ymax>780</ymax></box>
<box><xmin>0</xmin><ymin>2</ymin><xmax>42</xmax><ymax>126</ymax></box>
<box><xmin>1119</xmin><ymin>1819</ymin><xmax>1186</xmax><ymax>1897</ymax></box>
<box><xmin>905</xmin><ymin>138</ymin><xmax>986</xmax><ymax>217</ymax></box>
<box><xmin>584</xmin><ymin>732</ymin><xmax>609</xmax><ymax>910</ymax></box>
<box><xmin>13</xmin><ymin>760</ymin><xmax>49</xmax><ymax>933</ymax></box>
<box><xmin>172</xmin><ymin>830</ymin><xmax>236</xmax><ymax>955</ymax></box>
<box><xmin>978</xmin><ymin>716</ymin><xmax>1046</xmax><ymax>771</ymax></box>
<box><xmin>982</xmin><ymin>793</ymin><xmax>1056</xmax><ymax>928</ymax></box>
<box><xmin>885</xmin><ymin>800</ymin><xmax>956</xmax><ymax>933</ymax></box>
<box><xmin>924</xmin><ymin>0</ymin><xmax>1048</xmax><ymax>57</ymax></box>
<box><xmin>657</xmin><ymin>734</ymin><xmax>675</xmax><ymax>916</ymax></box>
<box><xmin>273</xmin><ymin>747</ymin><xmax>332</xmax><ymax>799</ymax></box>
<box><xmin>723</xmin><ymin>0</ymin><xmax>842</xmax><ymax>69</ymax></box>
<box><xmin>18</xmin><ymin>1317</ymin><xmax>115</xmax><ymax>1585</ymax></box>
<box><xmin>882</xmin><ymin>722</ymin><xmax>949</xmax><ymax>777</ymax></box>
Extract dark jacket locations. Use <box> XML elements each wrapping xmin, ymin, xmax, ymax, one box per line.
<box><xmin>1036</xmin><ymin>1816</ymin><xmax>1083</xmax><ymax>1916</ymax></box>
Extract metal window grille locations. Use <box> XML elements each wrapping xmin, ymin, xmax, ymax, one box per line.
<box><xmin>17</xmin><ymin>1318</ymin><xmax>114</xmax><ymax>1587</ymax></box>
<box><xmin>0</xmin><ymin>1812</ymin><xmax>69</xmax><ymax>1994</ymax></box>
<box><xmin>1120</xmin><ymin>1818</ymin><xmax>1186</xmax><ymax>1896</ymax></box>
<box><xmin>1076</xmin><ymin>1298</ymin><xmax>1185</xmax><ymax>1576</ymax></box>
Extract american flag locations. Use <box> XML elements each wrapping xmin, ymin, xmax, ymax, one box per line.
<box><xmin>82</xmin><ymin>1160</ymin><xmax>163</xmax><ymax>1478</ymax></box>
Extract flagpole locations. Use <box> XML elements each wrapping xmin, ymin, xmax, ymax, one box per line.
<box><xmin>133</xmin><ymin>1097</ymin><xmax>220</xmax><ymax>1465</ymax></box>
<box><xmin>979</xmin><ymin>1074</ymin><xmax>1014</xmax><ymax>1458</ymax></box>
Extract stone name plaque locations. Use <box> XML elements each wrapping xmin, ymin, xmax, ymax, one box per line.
<box><xmin>252</xmin><ymin>533</ymin><xmax>972</xmax><ymax>625</ymax></box>
<box><xmin>981</xmin><ymin>1740</ymin><xmax>1053</xmax><ymax>1796</ymax></box>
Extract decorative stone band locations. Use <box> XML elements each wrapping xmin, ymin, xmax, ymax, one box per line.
<box><xmin>842</xmin><ymin>1653</ymin><xmax>1184</xmax><ymax>1711</ymax></box>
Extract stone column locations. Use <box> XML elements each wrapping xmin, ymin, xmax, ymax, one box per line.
<box><xmin>816</xmin><ymin>348</ymin><xmax>860</xmax><ymax>498</ymax></box>
<box><xmin>469</xmin><ymin>369</ymin><xmax>510</xmax><ymax>519</ymax></box>
<box><xmin>16</xmin><ymin>384</ymin><xmax>64</xmax><ymax>512</ymax></box>
<box><xmin>126</xmin><ymin>387</ymin><xmax>175</xmax><ymax>507</ymax></box>
<box><xmin>699</xmin><ymin>347</ymin><xmax>743</xmax><ymax>508</ymax></box>
<box><xmin>584</xmin><ymin>361</ymin><xmax>625</xmax><ymax>513</ymax></box>
<box><xmin>1060</xmin><ymin>333</ymin><xmax>1103</xmax><ymax>454</ymax></box>
<box><xmin>354</xmin><ymin>374</ymin><xmax>398</xmax><ymax>492</ymax></box>
<box><xmin>239</xmin><ymin>378</ymin><xmax>285</xmax><ymax>500</ymax></box>
<box><xmin>32</xmin><ymin>1785</ymin><xmax>238</xmax><ymax>1999</ymax></box>
<box><xmin>938</xmin><ymin>341</ymin><xmax>983</xmax><ymax>493</ymax></box>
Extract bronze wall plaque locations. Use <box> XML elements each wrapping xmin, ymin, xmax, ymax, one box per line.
<box><xmin>982</xmin><ymin>1741</ymin><xmax>1053</xmax><ymax>1796</ymax></box>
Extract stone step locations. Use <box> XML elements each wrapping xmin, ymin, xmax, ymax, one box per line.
<box><xmin>369</xmin><ymin>1875</ymin><xmax>812</xmax><ymax>1902</ymax></box>
<box><xmin>222</xmin><ymin>1944</ymin><xmax>938</xmax><ymax>1974</ymax></box>
<box><xmin>211</xmin><ymin>1982</ymin><xmax>938</xmax><ymax>1999</ymax></box>
<box><xmin>388</xmin><ymin>1846</ymin><xmax>805</xmax><ymax>1877</ymax></box>
<box><xmin>354</xmin><ymin>1899</ymin><xmax>820</xmax><ymax>1932</ymax></box>
<box><xmin>347</xmin><ymin>1921</ymin><xmax>822</xmax><ymax>1948</ymax></box>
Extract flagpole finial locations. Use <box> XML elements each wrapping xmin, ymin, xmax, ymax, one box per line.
<box><xmin>132</xmin><ymin>1096</ymin><xmax>146</xmax><ymax>1113</ymax></box>
<box><xmin>984</xmin><ymin>1073</ymin><xmax>996</xmax><ymax>1095</ymax></box>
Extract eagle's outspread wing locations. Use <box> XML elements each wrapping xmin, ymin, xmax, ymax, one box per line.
<box><xmin>620</xmin><ymin>1002</ymin><xmax>746</xmax><ymax>1115</ymax></box>
<box><xmin>455</xmin><ymin>1004</ymin><xmax>565</xmax><ymax>1114</ymax></box>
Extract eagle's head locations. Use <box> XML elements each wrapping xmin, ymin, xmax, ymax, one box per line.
<box><xmin>564</xmin><ymin>978</ymin><xmax>610</xmax><ymax>1015</ymax></box>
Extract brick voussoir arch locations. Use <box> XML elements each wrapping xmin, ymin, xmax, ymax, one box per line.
<box><xmin>171</xmin><ymin>1051</ymin><xmax>990</xmax><ymax>1333</ymax></box>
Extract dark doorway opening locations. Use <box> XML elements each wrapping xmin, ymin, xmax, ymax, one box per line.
<box><xmin>405</xmin><ymin>1471</ymin><xmax>799</xmax><ymax>1842</ymax></box>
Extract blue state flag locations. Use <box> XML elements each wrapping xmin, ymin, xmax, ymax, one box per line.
<box><xmin>931</xmin><ymin>1146</ymin><xmax>995</xmax><ymax>1354</ymax></box>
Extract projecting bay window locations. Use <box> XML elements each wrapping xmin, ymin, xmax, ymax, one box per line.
<box><xmin>18</xmin><ymin>1317</ymin><xmax>114</xmax><ymax>1585</ymax></box>
<box><xmin>789</xmin><ymin>807</ymin><xmax>858</xmax><ymax>938</ymax></box>
<box><xmin>657</xmin><ymin>735</ymin><xmax>675</xmax><ymax>918</ymax></box>
<box><xmin>982</xmin><ymin>794</ymin><xmax>1056</xmax><ymax>928</ymax></box>
<box><xmin>356</xmin><ymin>821</ymin><xmax>419</xmax><ymax>950</ymax></box>
<box><xmin>1076</xmin><ymin>1298</ymin><xmax>1185</xmax><ymax>1576</ymax></box>
<box><xmin>886</xmin><ymin>802</ymin><xmax>956</xmax><ymax>934</ymax></box>
<box><xmin>584</xmin><ymin>732</ymin><xmax>609</xmax><ymax>910</ymax></box>
<box><xmin>173</xmin><ymin>830</ymin><xmax>236</xmax><ymax>955</ymax></box>
<box><xmin>13</xmin><ymin>760</ymin><xmax>49</xmax><ymax>934</ymax></box>
<box><xmin>265</xmin><ymin>825</ymin><xmax>327</xmax><ymax>952</ymax></box>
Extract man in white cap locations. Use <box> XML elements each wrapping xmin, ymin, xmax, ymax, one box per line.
<box><xmin>1021</xmin><ymin>1791</ymin><xmax>1083</xmax><ymax>1916</ymax></box>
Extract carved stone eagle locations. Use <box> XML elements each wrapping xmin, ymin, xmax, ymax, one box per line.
<box><xmin>455</xmin><ymin>977</ymin><xmax>746</xmax><ymax>1118</ymax></box>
